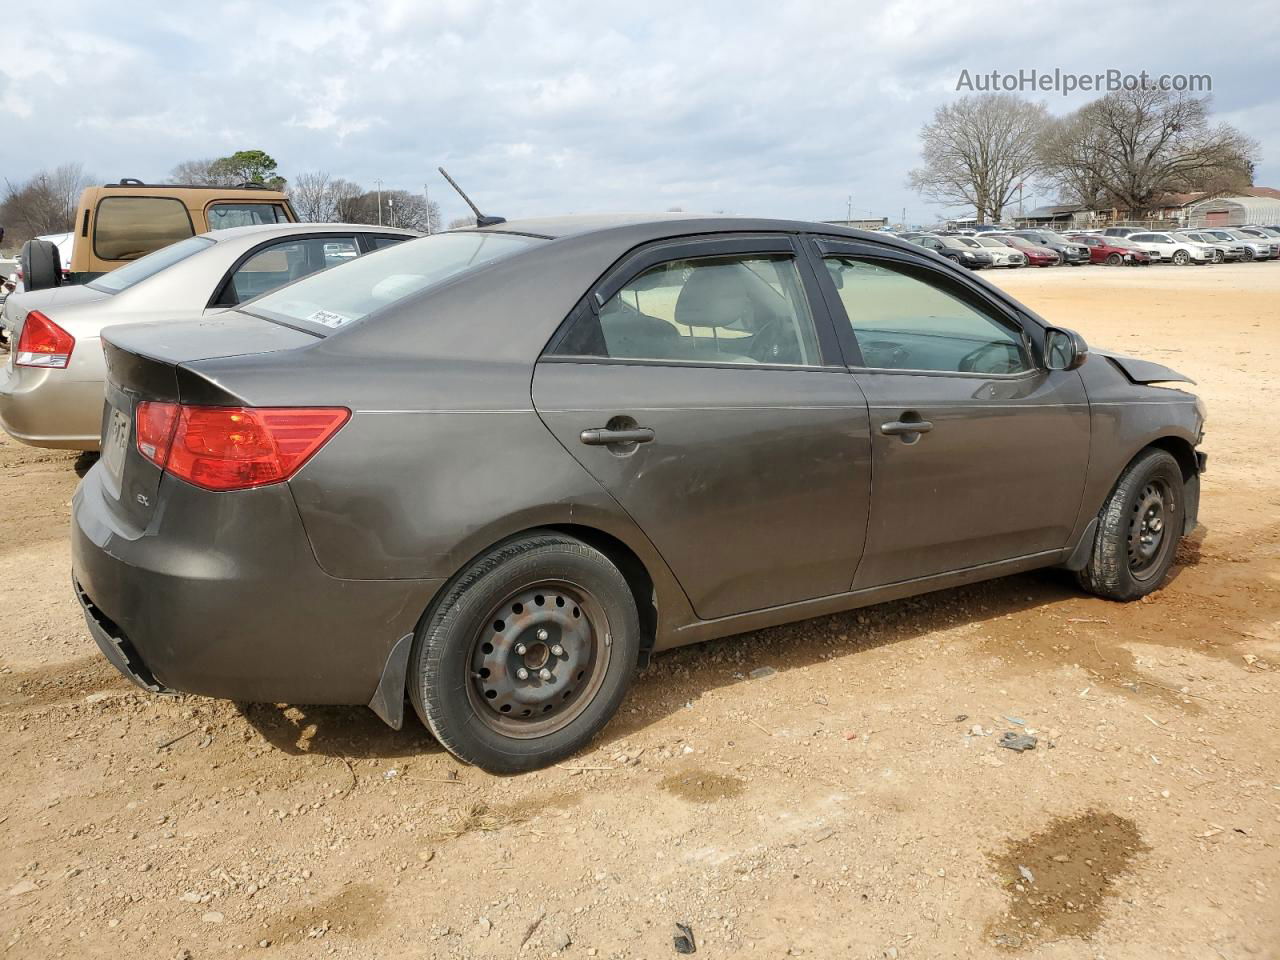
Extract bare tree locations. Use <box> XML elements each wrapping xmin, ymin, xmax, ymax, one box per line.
<box><xmin>447</xmin><ymin>215</ymin><xmax>477</xmax><ymax>229</ymax></box>
<box><xmin>1039</xmin><ymin>89</ymin><xmax>1257</xmax><ymax>216</ymax></box>
<box><xmin>291</xmin><ymin>170</ymin><xmax>334</xmax><ymax>221</ymax></box>
<box><xmin>1</xmin><ymin>163</ymin><xmax>93</xmax><ymax>244</ymax></box>
<box><xmin>907</xmin><ymin>94</ymin><xmax>1049</xmax><ymax>222</ymax></box>
<box><xmin>169</xmin><ymin>158</ymin><xmax>236</xmax><ymax>186</ymax></box>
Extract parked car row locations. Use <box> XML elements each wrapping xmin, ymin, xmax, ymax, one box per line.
<box><xmin>896</xmin><ymin>223</ymin><xmax>1280</xmax><ymax>269</ymax></box>
<box><xmin>0</xmin><ymin>213</ymin><xmax>1210</xmax><ymax>774</ymax></box>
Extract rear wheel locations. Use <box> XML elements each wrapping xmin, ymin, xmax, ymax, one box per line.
<box><xmin>1077</xmin><ymin>449</ymin><xmax>1185</xmax><ymax>601</ymax></box>
<box><xmin>409</xmin><ymin>532</ymin><xmax>640</xmax><ymax>773</ymax></box>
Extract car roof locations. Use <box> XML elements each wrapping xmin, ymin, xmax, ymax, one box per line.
<box><xmin>205</xmin><ymin>222</ymin><xmax>421</xmax><ymax>242</ymax></box>
<box><xmin>473</xmin><ymin>212</ymin><xmax>911</xmax><ymax>249</ymax></box>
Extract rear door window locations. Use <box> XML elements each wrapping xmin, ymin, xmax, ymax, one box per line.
<box><xmin>94</xmin><ymin>197</ymin><xmax>195</xmax><ymax>261</ymax></box>
<box><xmin>555</xmin><ymin>254</ymin><xmax>822</xmax><ymax>367</ymax></box>
<box><xmin>227</xmin><ymin>236</ymin><xmax>358</xmax><ymax>304</ymax></box>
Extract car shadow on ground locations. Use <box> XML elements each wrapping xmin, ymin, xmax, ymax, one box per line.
<box><xmin>237</xmin><ymin>700</ymin><xmax>440</xmax><ymax>760</ymax></box>
<box><xmin>238</xmin><ymin>565</ymin><xmax>1091</xmax><ymax>764</ymax></box>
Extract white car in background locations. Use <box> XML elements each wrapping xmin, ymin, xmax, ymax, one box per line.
<box><xmin>1123</xmin><ymin>232</ymin><xmax>1215</xmax><ymax>265</ymax></box>
<box><xmin>1199</xmin><ymin>228</ymin><xmax>1274</xmax><ymax>262</ymax></box>
<box><xmin>970</xmin><ymin>236</ymin><xmax>1027</xmax><ymax>267</ymax></box>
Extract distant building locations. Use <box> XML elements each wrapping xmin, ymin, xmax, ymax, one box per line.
<box><xmin>823</xmin><ymin>217</ymin><xmax>889</xmax><ymax>230</ymax></box>
<box><xmin>1011</xmin><ymin>204</ymin><xmax>1090</xmax><ymax>227</ymax></box>
<box><xmin>1185</xmin><ymin>193</ymin><xmax>1280</xmax><ymax>227</ymax></box>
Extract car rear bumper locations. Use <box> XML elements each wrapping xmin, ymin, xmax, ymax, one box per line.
<box><xmin>0</xmin><ymin>363</ymin><xmax>104</xmax><ymax>450</ymax></box>
<box><xmin>71</xmin><ymin>464</ymin><xmax>443</xmax><ymax>705</ymax></box>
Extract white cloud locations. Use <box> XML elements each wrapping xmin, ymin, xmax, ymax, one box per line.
<box><xmin>0</xmin><ymin>0</ymin><xmax>1277</xmax><ymax>226</ymax></box>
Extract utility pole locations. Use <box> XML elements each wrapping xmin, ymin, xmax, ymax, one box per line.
<box><xmin>387</xmin><ymin>196</ymin><xmax>395</xmax><ymax>228</ymax></box>
<box><xmin>423</xmin><ymin>184</ymin><xmax>432</xmax><ymax>234</ymax></box>
<box><xmin>846</xmin><ymin>195</ymin><xmax>852</xmax><ymax>224</ymax></box>
<box><xmin>374</xmin><ymin>178</ymin><xmax>384</xmax><ymax>226</ymax></box>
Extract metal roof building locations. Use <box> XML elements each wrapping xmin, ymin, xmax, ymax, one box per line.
<box><xmin>1186</xmin><ymin>194</ymin><xmax>1280</xmax><ymax>227</ymax></box>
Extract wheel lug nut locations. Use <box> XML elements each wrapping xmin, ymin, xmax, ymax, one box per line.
<box><xmin>551</xmin><ymin>644</ymin><xmax>564</xmax><ymax>657</ymax></box>
<box><xmin>515</xmin><ymin>643</ymin><xmax>527</xmax><ymax>655</ymax></box>
<box><xmin>516</xmin><ymin>668</ymin><xmax>529</xmax><ymax>680</ymax></box>
<box><xmin>538</xmin><ymin>668</ymin><xmax>552</xmax><ymax>682</ymax></box>
<box><xmin>536</xmin><ymin>628</ymin><xmax>549</xmax><ymax>641</ymax></box>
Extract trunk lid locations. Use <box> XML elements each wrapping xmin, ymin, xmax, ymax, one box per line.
<box><xmin>98</xmin><ymin>312</ymin><xmax>320</xmax><ymax>530</ymax></box>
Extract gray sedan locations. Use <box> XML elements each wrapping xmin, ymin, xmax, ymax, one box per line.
<box><xmin>0</xmin><ymin>223</ymin><xmax>417</xmax><ymax>449</ymax></box>
<box><xmin>72</xmin><ymin>215</ymin><xmax>1207</xmax><ymax>773</ymax></box>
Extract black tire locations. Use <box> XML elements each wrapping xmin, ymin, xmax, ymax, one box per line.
<box><xmin>409</xmin><ymin>531</ymin><xmax>641</xmax><ymax>773</ymax></box>
<box><xmin>20</xmin><ymin>239</ymin><xmax>62</xmax><ymax>291</ymax></box>
<box><xmin>1105</xmin><ymin>253</ymin><xmax>1123</xmax><ymax>266</ymax></box>
<box><xmin>1241</xmin><ymin>248</ymin><xmax>1255</xmax><ymax>262</ymax></box>
<box><xmin>1171</xmin><ymin>249</ymin><xmax>1190</xmax><ymax>266</ymax></box>
<box><xmin>1076</xmin><ymin>449</ymin><xmax>1185</xmax><ymax>601</ymax></box>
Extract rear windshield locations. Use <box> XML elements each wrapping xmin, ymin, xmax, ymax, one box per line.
<box><xmin>87</xmin><ymin>235</ymin><xmax>215</xmax><ymax>294</ymax></box>
<box><xmin>244</xmin><ymin>231</ymin><xmax>545</xmax><ymax>334</ymax></box>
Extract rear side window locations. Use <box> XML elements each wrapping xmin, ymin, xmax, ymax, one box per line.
<box><xmin>94</xmin><ymin>197</ymin><xmax>195</xmax><ymax>261</ymax></box>
<box><xmin>244</xmin><ymin>231</ymin><xmax>544</xmax><ymax>333</ymax></box>
<box><xmin>207</xmin><ymin>203</ymin><xmax>291</xmax><ymax>230</ymax></box>
<box><xmin>370</xmin><ymin>235</ymin><xmax>410</xmax><ymax>250</ymax></box>
<box><xmin>228</xmin><ymin>236</ymin><xmax>358</xmax><ymax>304</ymax></box>
<box><xmin>555</xmin><ymin>255</ymin><xmax>822</xmax><ymax>366</ymax></box>
<box><xmin>824</xmin><ymin>257</ymin><xmax>1031</xmax><ymax>375</ymax></box>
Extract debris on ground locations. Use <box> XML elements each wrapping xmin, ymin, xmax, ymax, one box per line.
<box><xmin>674</xmin><ymin>922</ymin><xmax>697</xmax><ymax>954</ymax></box>
<box><xmin>748</xmin><ymin>667</ymin><xmax>777</xmax><ymax>679</ymax></box>
<box><xmin>999</xmin><ymin>732</ymin><xmax>1038</xmax><ymax>752</ymax></box>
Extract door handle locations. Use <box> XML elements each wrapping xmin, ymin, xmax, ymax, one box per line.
<box><xmin>880</xmin><ymin>417</ymin><xmax>933</xmax><ymax>437</ymax></box>
<box><xmin>580</xmin><ymin>426</ymin><xmax>656</xmax><ymax>446</ymax></box>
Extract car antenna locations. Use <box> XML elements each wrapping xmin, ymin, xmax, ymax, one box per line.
<box><xmin>437</xmin><ymin>167</ymin><xmax>506</xmax><ymax>227</ymax></box>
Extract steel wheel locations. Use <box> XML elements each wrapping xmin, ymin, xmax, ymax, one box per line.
<box><xmin>1126</xmin><ymin>478</ymin><xmax>1174</xmax><ymax>580</ymax></box>
<box><xmin>467</xmin><ymin>581</ymin><xmax>611</xmax><ymax>738</ymax></box>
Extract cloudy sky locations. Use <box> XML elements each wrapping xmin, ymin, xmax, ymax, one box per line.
<box><xmin>3</xmin><ymin>0</ymin><xmax>1277</xmax><ymax>226</ymax></box>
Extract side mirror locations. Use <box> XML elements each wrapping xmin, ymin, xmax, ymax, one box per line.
<box><xmin>1044</xmin><ymin>327</ymin><xmax>1088</xmax><ymax>371</ymax></box>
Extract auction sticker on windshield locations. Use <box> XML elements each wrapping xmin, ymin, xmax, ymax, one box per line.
<box><xmin>307</xmin><ymin>309</ymin><xmax>355</xmax><ymax>329</ymax></box>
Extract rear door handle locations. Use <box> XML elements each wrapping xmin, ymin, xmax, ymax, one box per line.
<box><xmin>580</xmin><ymin>426</ymin><xmax>656</xmax><ymax>446</ymax></box>
<box><xmin>880</xmin><ymin>418</ymin><xmax>933</xmax><ymax>436</ymax></box>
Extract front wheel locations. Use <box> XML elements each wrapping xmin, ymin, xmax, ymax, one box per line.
<box><xmin>1077</xmin><ymin>449</ymin><xmax>1185</xmax><ymax>601</ymax></box>
<box><xmin>1172</xmin><ymin>249</ymin><xmax>1190</xmax><ymax>265</ymax></box>
<box><xmin>1105</xmin><ymin>253</ymin><xmax>1123</xmax><ymax>266</ymax></box>
<box><xmin>410</xmin><ymin>532</ymin><xmax>641</xmax><ymax>773</ymax></box>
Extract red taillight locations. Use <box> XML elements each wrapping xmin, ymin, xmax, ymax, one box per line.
<box><xmin>136</xmin><ymin>403</ymin><xmax>349</xmax><ymax>491</ymax></box>
<box><xmin>16</xmin><ymin>311</ymin><xmax>75</xmax><ymax>368</ymax></box>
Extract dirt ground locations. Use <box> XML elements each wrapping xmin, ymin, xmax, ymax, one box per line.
<box><xmin>1</xmin><ymin>262</ymin><xmax>1277</xmax><ymax>960</ymax></box>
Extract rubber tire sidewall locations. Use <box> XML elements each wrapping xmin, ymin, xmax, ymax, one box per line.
<box><xmin>410</xmin><ymin>533</ymin><xmax>640</xmax><ymax>774</ymax></box>
<box><xmin>1077</xmin><ymin>449</ymin><xmax>1185</xmax><ymax>601</ymax></box>
<box><xmin>20</xmin><ymin>239</ymin><xmax>61</xmax><ymax>291</ymax></box>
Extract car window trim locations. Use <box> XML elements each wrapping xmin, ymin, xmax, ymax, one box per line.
<box><xmin>92</xmin><ymin>195</ymin><xmax>196</xmax><ymax>263</ymax></box>
<box><xmin>804</xmin><ymin>236</ymin><xmax>1043</xmax><ymax>375</ymax></box>
<box><xmin>543</xmin><ymin>232</ymin><xmax>845</xmax><ymax>369</ymax></box>
<box><xmin>207</xmin><ymin>232</ymin><xmax>361</xmax><ymax>309</ymax></box>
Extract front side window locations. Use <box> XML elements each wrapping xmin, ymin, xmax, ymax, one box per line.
<box><xmin>824</xmin><ymin>257</ymin><xmax>1031</xmax><ymax>375</ymax></box>
<box><xmin>556</xmin><ymin>255</ymin><xmax>821</xmax><ymax>366</ymax></box>
<box><xmin>228</xmin><ymin>236</ymin><xmax>358</xmax><ymax>303</ymax></box>
<box><xmin>207</xmin><ymin>203</ymin><xmax>291</xmax><ymax>230</ymax></box>
<box><xmin>94</xmin><ymin>197</ymin><xmax>195</xmax><ymax>261</ymax></box>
